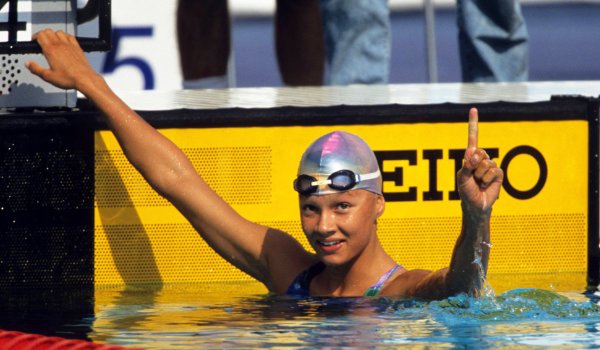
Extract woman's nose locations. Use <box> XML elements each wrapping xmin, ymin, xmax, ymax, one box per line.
<box><xmin>316</xmin><ymin>210</ymin><xmax>336</xmax><ymax>234</ymax></box>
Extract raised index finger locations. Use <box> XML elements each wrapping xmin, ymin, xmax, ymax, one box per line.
<box><xmin>468</xmin><ymin>107</ymin><xmax>478</xmax><ymax>149</ymax></box>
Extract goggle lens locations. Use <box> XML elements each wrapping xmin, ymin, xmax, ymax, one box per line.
<box><xmin>293</xmin><ymin>170</ymin><xmax>358</xmax><ymax>195</ymax></box>
<box><xmin>328</xmin><ymin>170</ymin><xmax>356</xmax><ymax>190</ymax></box>
<box><xmin>293</xmin><ymin>174</ymin><xmax>319</xmax><ymax>194</ymax></box>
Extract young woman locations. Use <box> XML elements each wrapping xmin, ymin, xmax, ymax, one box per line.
<box><xmin>27</xmin><ymin>29</ymin><xmax>503</xmax><ymax>299</ymax></box>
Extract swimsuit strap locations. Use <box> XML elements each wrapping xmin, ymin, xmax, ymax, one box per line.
<box><xmin>286</xmin><ymin>261</ymin><xmax>326</xmax><ymax>296</ymax></box>
<box><xmin>287</xmin><ymin>262</ymin><xmax>402</xmax><ymax>297</ymax></box>
<box><xmin>363</xmin><ymin>264</ymin><xmax>402</xmax><ymax>297</ymax></box>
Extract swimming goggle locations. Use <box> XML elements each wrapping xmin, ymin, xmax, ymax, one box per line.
<box><xmin>293</xmin><ymin>169</ymin><xmax>381</xmax><ymax>195</ymax></box>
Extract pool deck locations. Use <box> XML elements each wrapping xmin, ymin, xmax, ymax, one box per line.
<box><xmin>116</xmin><ymin>81</ymin><xmax>600</xmax><ymax>111</ymax></box>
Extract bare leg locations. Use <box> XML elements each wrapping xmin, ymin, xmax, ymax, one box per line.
<box><xmin>176</xmin><ymin>0</ymin><xmax>230</xmax><ymax>84</ymax></box>
<box><xmin>275</xmin><ymin>0</ymin><xmax>324</xmax><ymax>86</ymax></box>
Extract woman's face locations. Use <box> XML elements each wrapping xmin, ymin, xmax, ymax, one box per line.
<box><xmin>299</xmin><ymin>190</ymin><xmax>385</xmax><ymax>266</ymax></box>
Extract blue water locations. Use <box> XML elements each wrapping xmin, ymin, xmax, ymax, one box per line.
<box><xmin>83</xmin><ymin>288</ymin><xmax>600</xmax><ymax>349</ymax></box>
<box><xmin>3</xmin><ymin>287</ymin><xmax>600</xmax><ymax>348</ymax></box>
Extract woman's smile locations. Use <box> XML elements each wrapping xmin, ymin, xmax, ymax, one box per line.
<box><xmin>316</xmin><ymin>238</ymin><xmax>344</xmax><ymax>253</ymax></box>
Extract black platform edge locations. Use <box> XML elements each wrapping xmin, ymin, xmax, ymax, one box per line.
<box><xmin>587</xmin><ymin>99</ymin><xmax>600</xmax><ymax>291</ymax></box>
<box><xmin>0</xmin><ymin>97</ymin><xmax>595</xmax><ymax>131</ymax></box>
<box><xmin>136</xmin><ymin>100</ymin><xmax>593</xmax><ymax>129</ymax></box>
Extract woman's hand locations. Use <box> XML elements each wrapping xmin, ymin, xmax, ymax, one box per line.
<box><xmin>457</xmin><ymin>108</ymin><xmax>504</xmax><ymax>214</ymax></box>
<box><xmin>26</xmin><ymin>29</ymin><xmax>99</xmax><ymax>92</ymax></box>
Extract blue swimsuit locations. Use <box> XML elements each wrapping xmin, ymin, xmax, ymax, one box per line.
<box><xmin>286</xmin><ymin>262</ymin><xmax>402</xmax><ymax>297</ymax></box>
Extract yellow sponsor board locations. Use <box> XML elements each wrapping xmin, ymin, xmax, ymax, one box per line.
<box><xmin>94</xmin><ymin>120</ymin><xmax>588</xmax><ymax>289</ymax></box>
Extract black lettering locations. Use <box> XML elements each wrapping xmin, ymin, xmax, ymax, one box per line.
<box><xmin>423</xmin><ymin>149</ymin><xmax>443</xmax><ymax>201</ymax></box>
<box><xmin>375</xmin><ymin>150</ymin><xmax>417</xmax><ymax>202</ymax></box>
<box><xmin>448</xmin><ymin>148</ymin><xmax>499</xmax><ymax>200</ymax></box>
<box><xmin>448</xmin><ymin>149</ymin><xmax>464</xmax><ymax>200</ymax></box>
<box><xmin>500</xmin><ymin>145</ymin><xmax>547</xmax><ymax>199</ymax></box>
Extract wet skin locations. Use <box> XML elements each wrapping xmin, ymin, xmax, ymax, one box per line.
<box><xmin>27</xmin><ymin>30</ymin><xmax>503</xmax><ymax>299</ymax></box>
<box><xmin>300</xmin><ymin>190</ymin><xmax>384</xmax><ymax>267</ymax></box>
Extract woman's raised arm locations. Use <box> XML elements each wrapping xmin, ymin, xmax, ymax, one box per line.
<box><xmin>26</xmin><ymin>29</ymin><xmax>311</xmax><ymax>289</ymax></box>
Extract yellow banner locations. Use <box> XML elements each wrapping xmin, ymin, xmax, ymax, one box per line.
<box><xmin>94</xmin><ymin>120</ymin><xmax>588</xmax><ymax>288</ymax></box>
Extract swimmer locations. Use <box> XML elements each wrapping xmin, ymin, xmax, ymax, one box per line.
<box><xmin>27</xmin><ymin>29</ymin><xmax>503</xmax><ymax>299</ymax></box>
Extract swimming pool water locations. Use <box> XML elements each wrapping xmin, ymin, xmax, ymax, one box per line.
<box><xmin>4</xmin><ymin>284</ymin><xmax>600</xmax><ymax>349</ymax></box>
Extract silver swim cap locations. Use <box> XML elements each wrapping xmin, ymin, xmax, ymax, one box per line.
<box><xmin>294</xmin><ymin>131</ymin><xmax>382</xmax><ymax>196</ymax></box>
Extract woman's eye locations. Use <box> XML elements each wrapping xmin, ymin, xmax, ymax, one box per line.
<box><xmin>337</xmin><ymin>203</ymin><xmax>350</xmax><ymax>210</ymax></box>
<box><xmin>302</xmin><ymin>204</ymin><xmax>317</xmax><ymax>213</ymax></box>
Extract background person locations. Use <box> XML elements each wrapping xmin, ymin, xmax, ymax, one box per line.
<box><xmin>176</xmin><ymin>0</ymin><xmax>391</xmax><ymax>88</ymax></box>
<box><xmin>320</xmin><ymin>0</ymin><xmax>390</xmax><ymax>85</ymax></box>
<box><xmin>457</xmin><ymin>0</ymin><xmax>529</xmax><ymax>82</ymax></box>
<box><xmin>176</xmin><ymin>0</ymin><xmax>324</xmax><ymax>88</ymax></box>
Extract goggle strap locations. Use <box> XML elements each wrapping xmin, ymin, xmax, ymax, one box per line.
<box><xmin>356</xmin><ymin>170</ymin><xmax>381</xmax><ymax>182</ymax></box>
<box><xmin>309</xmin><ymin>170</ymin><xmax>381</xmax><ymax>187</ymax></box>
<box><xmin>310</xmin><ymin>178</ymin><xmax>333</xmax><ymax>187</ymax></box>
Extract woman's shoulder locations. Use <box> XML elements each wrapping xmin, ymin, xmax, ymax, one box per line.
<box><xmin>380</xmin><ymin>268</ymin><xmax>434</xmax><ymax>297</ymax></box>
<box><xmin>262</xmin><ymin>229</ymin><xmax>318</xmax><ymax>293</ymax></box>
